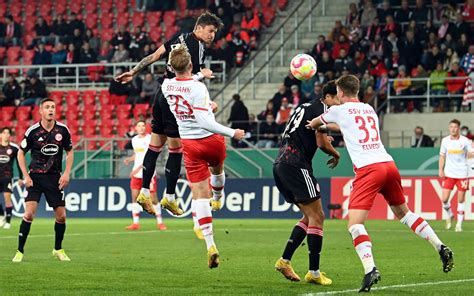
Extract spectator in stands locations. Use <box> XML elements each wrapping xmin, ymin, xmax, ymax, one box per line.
<box><xmin>462</xmin><ymin>0</ymin><xmax>474</xmax><ymax>21</ymax></box>
<box><xmin>66</xmin><ymin>43</ymin><xmax>80</xmax><ymax>64</ymax></box>
<box><xmin>430</xmin><ymin>62</ymin><xmax>448</xmax><ymax>112</ymax></box>
<box><xmin>369</xmin><ymin>35</ymin><xmax>384</xmax><ymax>60</ymax></box>
<box><xmin>382</xmin><ymin>15</ymin><xmax>400</xmax><ymax>38</ymax></box>
<box><xmin>66</xmin><ymin>12</ymin><xmax>85</xmax><ymax>36</ymax></box>
<box><xmin>377</xmin><ymin>0</ymin><xmax>393</xmax><ymax>22</ymax></box>
<box><xmin>412</xmin><ymin>0</ymin><xmax>430</xmax><ymax>23</ymax></box>
<box><xmin>410</xmin><ymin>64</ymin><xmax>428</xmax><ymax>113</ymax></box>
<box><xmin>332</xmin><ymin>35</ymin><xmax>350</xmax><ymax>60</ymax></box>
<box><xmin>97</xmin><ymin>41</ymin><xmax>114</xmax><ymax>63</ymax></box>
<box><xmin>0</xmin><ymin>15</ymin><xmax>22</xmax><ymax>46</ymax></box>
<box><xmin>348</xmin><ymin>19</ymin><xmax>363</xmax><ymax>41</ymax></box>
<box><xmin>272</xmin><ymin>83</ymin><xmax>290</xmax><ymax>116</ymax></box>
<box><xmin>256</xmin><ymin>114</ymin><xmax>279</xmax><ymax>148</ymax></box>
<box><xmin>311</xmin><ymin>35</ymin><xmax>332</xmax><ymax>60</ymax></box>
<box><xmin>429</xmin><ymin>0</ymin><xmax>444</xmax><ymax>25</ymax></box>
<box><xmin>32</xmin><ymin>42</ymin><xmax>52</xmax><ymax>65</ymax></box>
<box><xmin>352</xmin><ymin>50</ymin><xmax>368</xmax><ymax>77</ymax></box>
<box><xmin>71</xmin><ymin>28</ymin><xmax>84</xmax><ymax>49</ymax></box>
<box><xmin>275</xmin><ymin>97</ymin><xmax>293</xmax><ymax>125</ymax></box>
<box><xmin>375</xmin><ymin>70</ymin><xmax>388</xmax><ymax>101</ymax></box>
<box><xmin>423</xmin><ymin>45</ymin><xmax>444</xmax><ymax>71</ymax></box>
<box><xmin>1</xmin><ymin>75</ymin><xmax>21</xmax><ymax>106</ymax></box>
<box><xmin>440</xmin><ymin>33</ymin><xmax>456</xmax><ymax>53</ymax></box>
<box><xmin>334</xmin><ymin>48</ymin><xmax>354</xmax><ymax>75</ymax></box>
<box><xmin>328</xmin><ymin>20</ymin><xmax>348</xmax><ymax>43</ymax></box>
<box><xmin>461</xmin><ymin>126</ymin><xmax>474</xmax><ymax>140</ymax></box>
<box><xmin>177</xmin><ymin>10</ymin><xmax>197</xmax><ymax>34</ymax></box>
<box><xmin>139</xmin><ymin>43</ymin><xmax>153</xmax><ymax>60</ymax></box>
<box><xmin>246</xmin><ymin>113</ymin><xmax>258</xmax><ymax>145</ymax></box>
<box><xmin>283</xmin><ymin>71</ymin><xmax>301</xmax><ymax>92</ymax></box>
<box><xmin>230</xmin><ymin>0</ymin><xmax>246</xmax><ymax>18</ymax></box>
<box><xmin>386</xmin><ymin>49</ymin><xmax>407</xmax><ymax>72</ymax></box>
<box><xmin>257</xmin><ymin>100</ymin><xmax>274</xmax><ymax>121</ymax></box>
<box><xmin>364</xmin><ymin>17</ymin><xmax>381</xmax><ymax>43</ymax></box>
<box><xmin>411</xmin><ymin>126</ymin><xmax>434</xmax><ymax>147</ymax></box>
<box><xmin>126</xmin><ymin>75</ymin><xmax>143</xmax><ymax>105</ymax></box>
<box><xmin>345</xmin><ymin>3</ymin><xmax>359</xmax><ymax>27</ymax></box>
<box><xmin>363</xmin><ymin>85</ymin><xmax>375</xmax><ymax>105</ymax></box>
<box><xmin>215</xmin><ymin>6</ymin><xmax>232</xmax><ymax>38</ymax></box>
<box><xmin>454</xmin><ymin>12</ymin><xmax>470</xmax><ymax>39</ymax></box>
<box><xmin>130</xmin><ymin>26</ymin><xmax>150</xmax><ymax>61</ymax></box>
<box><xmin>241</xmin><ymin>9</ymin><xmax>261</xmax><ymax>50</ymax></box>
<box><xmin>34</xmin><ymin>16</ymin><xmax>51</xmax><ymax>45</ymax></box>
<box><xmin>79</xmin><ymin>42</ymin><xmax>97</xmax><ymax>64</ymax></box>
<box><xmin>21</xmin><ymin>75</ymin><xmax>47</xmax><ymax>106</ymax></box>
<box><xmin>395</xmin><ymin>0</ymin><xmax>412</xmax><ymax>24</ymax></box>
<box><xmin>393</xmin><ymin>65</ymin><xmax>412</xmax><ymax>112</ymax></box>
<box><xmin>51</xmin><ymin>42</ymin><xmax>67</xmax><ymax>64</ymax></box>
<box><xmin>443</xmin><ymin>47</ymin><xmax>459</xmax><ymax>71</ymax></box>
<box><xmin>360</xmin><ymin>71</ymin><xmax>374</xmax><ymax>94</ymax></box>
<box><xmin>438</xmin><ymin>15</ymin><xmax>453</xmax><ymax>41</ymax></box>
<box><xmin>447</xmin><ymin>62</ymin><xmax>467</xmax><ymax>112</ymax></box>
<box><xmin>317</xmin><ymin>50</ymin><xmax>334</xmax><ymax>75</ymax></box>
<box><xmin>360</xmin><ymin>0</ymin><xmax>377</xmax><ymax>28</ymax></box>
<box><xmin>228</xmin><ymin>29</ymin><xmax>249</xmax><ymax>67</ymax></box>
<box><xmin>399</xmin><ymin>30</ymin><xmax>422</xmax><ymax>73</ymax></box>
<box><xmin>460</xmin><ymin>45</ymin><xmax>474</xmax><ymax>73</ymax></box>
<box><xmin>51</xmin><ymin>14</ymin><xmax>68</xmax><ymax>41</ymax></box>
<box><xmin>85</xmin><ymin>29</ymin><xmax>100</xmax><ymax>53</ymax></box>
<box><xmin>456</xmin><ymin>33</ymin><xmax>469</xmax><ymax>57</ymax></box>
<box><xmin>367</xmin><ymin>55</ymin><xmax>387</xmax><ymax>77</ymax></box>
<box><xmin>111</xmin><ymin>26</ymin><xmax>131</xmax><ymax>49</ymax></box>
<box><xmin>111</xmin><ymin>43</ymin><xmax>130</xmax><ymax>63</ymax></box>
<box><xmin>140</xmin><ymin>72</ymin><xmax>159</xmax><ymax>104</ymax></box>
<box><xmin>228</xmin><ymin>94</ymin><xmax>249</xmax><ymax>147</ymax></box>
<box><xmin>308</xmin><ymin>81</ymin><xmax>323</xmax><ymax>101</ymax></box>
<box><xmin>289</xmin><ymin>85</ymin><xmax>305</xmax><ymax>107</ymax></box>
<box><xmin>383</xmin><ymin>32</ymin><xmax>400</xmax><ymax>58</ymax></box>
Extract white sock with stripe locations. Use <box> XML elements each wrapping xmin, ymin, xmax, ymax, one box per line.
<box><xmin>191</xmin><ymin>199</ymin><xmax>199</xmax><ymax>228</ymax></box>
<box><xmin>400</xmin><ymin>211</ymin><xmax>442</xmax><ymax>251</ymax></box>
<box><xmin>349</xmin><ymin>224</ymin><xmax>375</xmax><ymax>274</ymax></box>
<box><xmin>132</xmin><ymin>202</ymin><xmax>141</xmax><ymax>224</ymax></box>
<box><xmin>443</xmin><ymin>202</ymin><xmax>453</xmax><ymax>217</ymax></box>
<box><xmin>210</xmin><ymin>173</ymin><xmax>225</xmax><ymax>201</ymax></box>
<box><xmin>195</xmin><ymin>199</ymin><xmax>215</xmax><ymax>249</ymax></box>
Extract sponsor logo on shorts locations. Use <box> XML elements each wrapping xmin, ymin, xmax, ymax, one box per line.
<box><xmin>0</xmin><ymin>155</ymin><xmax>10</xmax><ymax>163</ymax></box>
<box><xmin>41</xmin><ymin>144</ymin><xmax>59</xmax><ymax>155</ymax></box>
<box><xmin>55</xmin><ymin>133</ymin><xmax>63</xmax><ymax>141</ymax></box>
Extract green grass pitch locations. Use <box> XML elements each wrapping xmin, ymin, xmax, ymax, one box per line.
<box><xmin>0</xmin><ymin>219</ymin><xmax>472</xmax><ymax>295</ymax></box>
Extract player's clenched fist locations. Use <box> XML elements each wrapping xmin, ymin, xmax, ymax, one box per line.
<box><xmin>233</xmin><ymin>129</ymin><xmax>245</xmax><ymax>140</ymax></box>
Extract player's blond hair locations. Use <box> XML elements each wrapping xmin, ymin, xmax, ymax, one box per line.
<box><xmin>169</xmin><ymin>45</ymin><xmax>191</xmax><ymax>74</ymax></box>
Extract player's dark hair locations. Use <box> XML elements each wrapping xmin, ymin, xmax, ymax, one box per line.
<box><xmin>450</xmin><ymin>119</ymin><xmax>461</xmax><ymax>126</ymax></box>
<box><xmin>336</xmin><ymin>74</ymin><xmax>359</xmax><ymax>97</ymax></box>
<box><xmin>39</xmin><ymin>98</ymin><xmax>55</xmax><ymax>106</ymax></box>
<box><xmin>322</xmin><ymin>80</ymin><xmax>337</xmax><ymax>99</ymax></box>
<box><xmin>195</xmin><ymin>12</ymin><xmax>224</xmax><ymax>30</ymax></box>
<box><xmin>1</xmin><ymin>127</ymin><xmax>12</xmax><ymax>134</ymax></box>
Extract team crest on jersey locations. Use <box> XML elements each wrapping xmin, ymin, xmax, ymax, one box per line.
<box><xmin>6</xmin><ymin>148</ymin><xmax>12</xmax><ymax>155</ymax></box>
<box><xmin>55</xmin><ymin>133</ymin><xmax>63</xmax><ymax>141</ymax></box>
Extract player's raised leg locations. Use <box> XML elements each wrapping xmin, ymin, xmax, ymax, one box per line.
<box><xmin>52</xmin><ymin>206</ymin><xmax>70</xmax><ymax>261</ymax></box>
<box><xmin>191</xmin><ymin>199</ymin><xmax>204</xmax><ymax>239</ymax></box>
<box><xmin>209</xmin><ymin>166</ymin><xmax>225</xmax><ymax>211</ymax></box>
<box><xmin>160</xmin><ymin>137</ymin><xmax>184</xmax><ymax>215</ymax></box>
<box><xmin>138</xmin><ymin>132</ymin><xmax>165</xmax><ymax>215</ymax></box>
<box><xmin>13</xmin><ymin>201</ymin><xmax>38</xmax><ymax>262</ymax></box>
<box><xmin>275</xmin><ymin>215</ymin><xmax>308</xmax><ymax>282</ymax></box>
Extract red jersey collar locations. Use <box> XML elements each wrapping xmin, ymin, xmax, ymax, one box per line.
<box><xmin>175</xmin><ymin>77</ymin><xmax>193</xmax><ymax>81</ymax></box>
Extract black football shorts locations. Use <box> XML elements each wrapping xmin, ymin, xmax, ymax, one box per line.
<box><xmin>0</xmin><ymin>178</ymin><xmax>12</xmax><ymax>193</ymax></box>
<box><xmin>273</xmin><ymin>163</ymin><xmax>321</xmax><ymax>204</ymax></box>
<box><xmin>151</xmin><ymin>86</ymin><xmax>180</xmax><ymax>138</ymax></box>
<box><xmin>24</xmin><ymin>173</ymin><xmax>65</xmax><ymax>208</ymax></box>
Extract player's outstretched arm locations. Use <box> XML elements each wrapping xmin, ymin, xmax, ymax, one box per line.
<box><xmin>59</xmin><ymin>149</ymin><xmax>74</xmax><ymax>190</ymax></box>
<box><xmin>306</xmin><ymin>117</ymin><xmax>324</xmax><ymax>130</ymax></box>
<box><xmin>17</xmin><ymin>150</ymin><xmax>32</xmax><ymax>188</ymax></box>
<box><xmin>115</xmin><ymin>45</ymin><xmax>166</xmax><ymax>84</ymax></box>
<box><xmin>194</xmin><ymin>110</ymin><xmax>245</xmax><ymax>140</ymax></box>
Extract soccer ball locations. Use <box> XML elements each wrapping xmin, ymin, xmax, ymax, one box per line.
<box><xmin>290</xmin><ymin>54</ymin><xmax>317</xmax><ymax>81</ymax></box>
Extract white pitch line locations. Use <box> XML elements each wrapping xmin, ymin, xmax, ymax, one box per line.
<box><xmin>303</xmin><ymin>278</ymin><xmax>474</xmax><ymax>296</ymax></box>
<box><xmin>0</xmin><ymin>227</ymin><xmax>472</xmax><ymax>240</ymax></box>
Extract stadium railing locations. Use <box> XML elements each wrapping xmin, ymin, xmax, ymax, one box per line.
<box><xmin>0</xmin><ymin>60</ymin><xmax>226</xmax><ymax>88</ymax></box>
<box><xmin>386</xmin><ymin>76</ymin><xmax>473</xmax><ymax>113</ymax></box>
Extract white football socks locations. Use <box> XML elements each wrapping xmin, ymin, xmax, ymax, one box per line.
<box><xmin>349</xmin><ymin>224</ymin><xmax>375</xmax><ymax>274</ymax></box>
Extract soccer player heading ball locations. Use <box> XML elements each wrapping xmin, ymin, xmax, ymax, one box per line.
<box><xmin>115</xmin><ymin>12</ymin><xmax>223</xmax><ymax>217</ymax></box>
<box><xmin>163</xmin><ymin>45</ymin><xmax>245</xmax><ymax>268</ymax></box>
<box><xmin>306</xmin><ymin>74</ymin><xmax>454</xmax><ymax>292</ymax></box>
<box><xmin>13</xmin><ymin>98</ymin><xmax>74</xmax><ymax>263</ymax></box>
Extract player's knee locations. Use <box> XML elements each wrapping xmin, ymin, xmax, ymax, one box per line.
<box><xmin>55</xmin><ymin>212</ymin><xmax>66</xmax><ymax>223</ymax></box>
<box><xmin>23</xmin><ymin>213</ymin><xmax>34</xmax><ymax>222</ymax></box>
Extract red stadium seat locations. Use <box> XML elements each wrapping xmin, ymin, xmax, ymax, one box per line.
<box><xmin>87</xmin><ymin>65</ymin><xmax>105</xmax><ymax>81</ymax></box>
<box><xmin>0</xmin><ymin>107</ymin><xmax>16</xmax><ymax>122</ymax></box>
<box><xmin>71</xmin><ymin>134</ymin><xmax>81</xmax><ymax>147</ymax></box>
<box><xmin>15</xmin><ymin>125</ymin><xmax>29</xmax><ymax>140</ymax></box>
<box><xmin>100</xmin><ymin>119</ymin><xmax>115</xmax><ymax>129</ymax></box>
<box><xmin>15</xmin><ymin>107</ymin><xmax>31</xmax><ymax>121</ymax></box>
<box><xmin>32</xmin><ymin>106</ymin><xmax>41</xmax><ymax>121</ymax></box>
<box><xmin>85</xmin><ymin>2</ymin><xmax>97</xmax><ymax>13</ymax></box>
<box><xmin>243</xmin><ymin>0</ymin><xmax>255</xmax><ymax>8</ymax></box>
<box><xmin>110</xmin><ymin>94</ymin><xmax>127</xmax><ymax>105</ymax></box>
<box><xmin>101</xmin><ymin>28</ymin><xmax>114</xmax><ymax>41</ymax></box>
<box><xmin>116</xmin><ymin>104</ymin><xmax>132</xmax><ymax>120</ymax></box>
<box><xmin>101</xmin><ymin>13</ymin><xmax>114</xmax><ymax>28</ymax></box>
<box><xmin>99</xmin><ymin>90</ymin><xmax>110</xmax><ymax>106</ymax></box>
<box><xmin>99</xmin><ymin>105</ymin><xmax>114</xmax><ymax>120</ymax></box>
<box><xmin>149</xmin><ymin>28</ymin><xmax>162</xmax><ymax>43</ymax></box>
<box><xmin>131</xmin><ymin>12</ymin><xmax>145</xmax><ymax>28</ymax></box>
<box><xmin>116</xmin><ymin>124</ymin><xmax>130</xmax><ymax>138</ymax></box>
<box><xmin>83</xmin><ymin>90</ymin><xmax>97</xmax><ymax>106</ymax></box>
<box><xmin>277</xmin><ymin>0</ymin><xmax>288</xmax><ymax>10</ymax></box>
<box><xmin>66</xmin><ymin>124</ymin><xmax>79</xmax><ymax>136</ymax></box>
<box><xmin>133</xmin><ymin>104</ymin><xmax>149</xmax><ymax>118</ymax></box>
<box><xmin>164</xmin><ymin>26</ymin><xmax>178</xmax><ymax>40</ymax></box>
<box><xmin>100</xmin><ymin>2</ymin><xmax>113</xmax><ymax>14</ymax></box>
<box><xmin>55</xmin><ymin>3</ymin><xmax>67</xmax><ymax>15</ymax></box>
<box><xmin>66</xmin><ymin>90</ymin><xmax>80</xmax><ymax>103</ymax></box>
<box><xmin>85</xmin><ymin>15</ymin><xmax>98</xmax><ymax>30</ymax></box>
<box><xmin>23</xmin><ymin>34</ymin><xmax>36</xmax><ymax>48</ymax></box>
<box><xmin>65</xmin><ymin>108</ymin><xmax>80</xmax><ymax>121</ymax></box>
<box><xmin>55</xmin><ymin>104</ymin><xmax>64</xmax><ymax>120</ymax></box>
<box><xmin>177</xmin><ymin>0</ymin><xmax>187</xmax><ymax>11</ymax></box>
<box><xmin>82</xmin><ymin>109</ymin><xmax>96</xmax><ymax>121</ymax></box>
<box><xmin>146</xmin><ymin>11</ymin><xmax>161</xmax><ymax>27</ymax></box>
<box><xmin>116</xmin><ymin>2</ymin><xmax>128</xmax><ymax>13</ymax></box>
<box><xmin>163</xmin><ymin>11</ymin><xmax>176</xmax><ymax>26</ymax></box>
<box><xmin>66</xmin><ymin>118</ymin><xmax>80</xmax><ymax>128</ymax></box>
<box><xmin>49</xmin><ymin>90</ymin><xmax>64</xmax><ymax>105</ymax></box>
<box><xmin>116</xmin><ymin>12</ymin><xmax>130</xmax><ymax>27</ymax></box>
<box><xmin>82</xmin><ymin>124</ymin><xmax>96</xmax><ymax>137</ymax></box>
<box><xmin>7</xmin><ymin>47</ymin><xmax>21</xmax><ymax>61</ymax></box>
<box><xmin>262</xmin><ymin>8</ymin><xmax>276</xmax><ymax>26</ymax></box>
<box><xmin>69</xmin><ymin>2</ymin><xmax>82</xmax><ymax>14</ymax></box>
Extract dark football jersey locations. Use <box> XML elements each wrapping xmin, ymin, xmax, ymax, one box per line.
<box><xmin>163</xmin><ymin>32</ymin><xmax>206</xmax><ymax>79</ymax></box>
<box><xmin>274</xmin><ymin>100</ymin><xmax>326</xmax><ymax>170</ymax></box>
<box><xmin>20</xmin><ymin>121</ymin><xmax>73</xmax><ymax>174</ymax></box>
<box><xmin>0</xmin><ymin>142</ymin><xmax>20</xmax><ymax>179</ymax></box>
